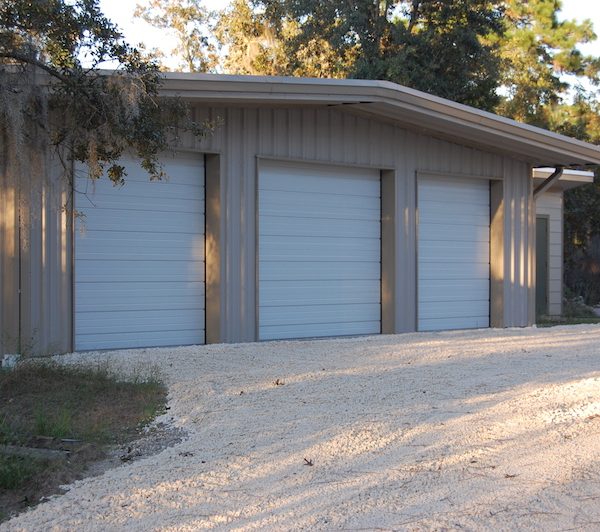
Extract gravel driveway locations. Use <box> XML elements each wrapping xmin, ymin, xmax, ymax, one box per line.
<box><xmin>4</xmin><ymin>326</ymin><xmax>600</xmax><ymax>531</ymax></box>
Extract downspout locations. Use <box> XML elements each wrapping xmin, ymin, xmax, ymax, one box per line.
<box><xmin>533</xmin><ymin>166</ymin><xmax>564</xmax><ymax>199</ymax></box>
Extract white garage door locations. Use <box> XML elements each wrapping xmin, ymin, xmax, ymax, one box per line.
<box><xmin>258</xmin><ymin>161</ymin><xmax>381</xmax><ymax>340</ymax></box>
<box><xmin>75</xmin><ymin>154</ymin><xmax>205</xmax><ymax>350</ymax></box>
<box><xmin>418</xmin><ymin>175</ymin><xmax>490</xmax><ymax>331</ymax></box>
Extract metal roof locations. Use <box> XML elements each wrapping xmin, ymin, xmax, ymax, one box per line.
<box><xmin>160</xmin><ymin>73</ymin><xmax>600</xmax><ymax>167</ymax></box>
<box><xmin>533</xmin><ymin>167</ymin><xmax>595</xmax><ymax>192</ymax></box>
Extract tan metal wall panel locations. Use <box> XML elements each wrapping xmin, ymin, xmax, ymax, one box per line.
<box><xmin>536</xmin><ymin>192</ymin><xmax>563</xmax><ymax>315</ymax></box>
<box><xmin>0</xmin><ymin>131</ymin><xmax>20</xmax><ymax>355</ymax></box>
<box><xmin>18</xmin><ymin>155</ymin><xmax>72</xmax><ymax>356</ymax></box>
<box><xmin>499</xmin><ymin>157</ymin><xmax>534</xmax><ymax>327</ymax></box>
<box><xmin>185</xmin><ymin>105</ymin><xmax>533</xmax><ymax>341</ymax></box>
<box><xmin>6</xmin><ymin>102</ymin><xmax>535</xmax><ymax>351</ymax></box>
<box><xmin>1</xmin><ymin>139</ymin><xmax>72</xmax><ymax>357</ymax></box>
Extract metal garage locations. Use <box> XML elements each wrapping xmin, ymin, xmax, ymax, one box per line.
<box><xmin>258</xmin><ymin>161</ymin><xmax>381</xmax><ymax>340</ymax></box>
<box><xmin>74</xmin><ymin>154</ymin><xmax>205</xmax><ymax>350</ymax></box>
<box><xmin>418</xmin><ymin>175</ymin><xmax>491</xmax><ymax>331</ymax></box>
<box><xmin>7</xmin><ymin>75</ymin><xmax>600</xmax><ymax>357</ymax></box>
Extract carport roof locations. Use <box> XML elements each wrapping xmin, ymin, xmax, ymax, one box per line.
<box><xmin>161</xmin><ymin>73</ymin><xmax>600</xmax><ymax>168</ymax></box>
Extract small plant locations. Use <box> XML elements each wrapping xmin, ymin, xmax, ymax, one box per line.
<box><xmin>563</xmin><ymin>295</ymin><xmax>598</xmax><ymax>318</ymax></box>
<box><xmin>34</xmin><ymin>406</ymin><xmax>73</xmax><ymax>439</ymax></box>
<box><xmin>0</xmin><ymin>454</ymin><xmax>47</xmax><ymax>490</ymax></box>
<box><xmin>0</xmin><ymin>414</ymin><xmax>16</xmax><ymax>445</ymax></box>
<box><xmin>0</xmin><ymin>360</ymin><xmax>168</xmax><ymax>521</ymax></box>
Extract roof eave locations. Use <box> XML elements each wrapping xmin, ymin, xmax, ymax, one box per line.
<box><xmin>159</xmin><ymin>74</ymin><xmax>600</xmax><ymax>167</ymax></box>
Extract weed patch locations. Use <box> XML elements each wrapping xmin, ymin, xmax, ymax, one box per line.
<box><xmin>0</xmin><ymin>360</ymin><xmax>168</xmax><ymax>522</ymax></box>
<box><xmin>0</xmin><ymin>454</ymin><xmax>48</xmax><ymax>490</ymax></box>
<box><xmin>537</xmin><ymin>316</ymin><xmax>600</xmax><ymax>327</ymax></box>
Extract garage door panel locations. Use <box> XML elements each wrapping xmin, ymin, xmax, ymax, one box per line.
<box><xmin>259</xmin><ymin>216</ymin><xmax>380</xmax><ymax>239</ymax></box>
<box><xmin>419</xmin><ymin>300</ymin><xmax>489</xmax><ymax>319</ymax></box>
<box><xmin>75</xmin><ymin>154</ymin><xmax>205</xmax><ymax>350</ymax></box>
<box><xmin>259</xmin><ymin>261</ymin><xmax>380</xmax><ymax>281</ymax></box>
<box><xmin>75</xmin><ymin>178</ymin><xmax>203</xmax><ymax>202</ymax></box>
<box><xmin>418</xmin><ymin>211</ymin><xmax>489</xmax><ymax>227</ymax></box>
<box><xmin>419</xmin><ymin>199</ymin><xmax>489</xmax><ymax>217</ymax></box>
<box><xmin>75</xmin><ymin>329</ymin><xmax>205</xmax><ymax>351</ymax></box>
<box><xmin>77</xmin><ymin>208</ymin><xmax>203</xmax><ymax>234</ymax></box>
<box><xmin>418</xmin><ymin>176</ymin><xmax>490</xmax><ymax>331</ymax></box>
<box><xmin>76</xmin><ymin>233</ymin><xmax>205</xmax><ymax>262</ymax></box>
<box><xmin>419</xmin><ymin>224</ymin><xmax>489</xmax><ymax>243</ymax></box>
<box><xmin>419</xmin><ymin>241</ymin><xmax>489</xmax><ymax>262</ymax></box>
<box><xmin>260</xmin><ymin>235</ymin><xmax>380</xmax><ymax>262</ymax></box>
<box><xmin>260</xmin><ymin>191</ymin><xmax>379</xmax><ymax>221</ymax></box>
<box><xmin>75</xmin><ymin>193</ymin><xmax>203</xmax><ymax>213</ymax></box>
<box><xmin>260</xmin><ymin>164</ymin><xmax>381</xmax><ymax>197</ymax></box>
<box><xmin>419</xmin><ymin>280</ymin><xmax>489</xmax><ymax>302</ymax></box>
<box><xmin>76</xmin><ymin>161</ymin><xmax>204</xmax><ymax>187</ymax></box>
<box><xmin>259</xmin><ymin>321</ymin><xmax>381</xmax><ymax>341</ymax></box>
<box><xmin>76</xmin><ymin>282</ymin><xmax>205</xmax><ymax>312</ymax></box>
<box><xmin>259</xmin><ymin>162</ymin><xmax>381</xmax><ymax>340</ymax></box>
<box><xmin>419</xmin><ymin>261</ymin><xmax>490</xmax><ymax>280</ymax></box>
<box><xmin>261</xmin><ymin>204</ymin><xmax>379</xmax><ymax>221</ymax></box>
<box><xmin>76</xmin><ymin>309</ymin><xmax>205</xmax><ymax>334</ymax></box>
<box><xmin>76</xmin><ymin>260</ymin><xmax>203</xmax><ymax>283</ymax></box>
<box><xmin>260</xmin><ymin>303</ymin><xmax>380</xmax><ymax>326</ymax></box>
<box><xmin>418</xmin><ymin>184</ymin><xmax>490</xmax><ymax>205</ymax></box>
<box><xmin>419</xmin><ymin>316</ymin><xmax>489</xmax><ymax>332</ymax></box>
<box><xmin>260</xmin><ymin>279</ymin><xmax>380</xmax><ymax>306</ymax></box>
<box><xmin>76</xmin><ymin>291</ymin><xmax>204</xmax><ymax>312</ymax></box>
<box><xmin>419</xmin><ymin>177</ymin><xmax>489</xmax><ymax>190</ymax></box>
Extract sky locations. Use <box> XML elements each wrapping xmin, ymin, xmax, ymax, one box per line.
<box><xmin>99</xmin><ymin>0</ymin><xmax>600</xmax><ymax>71</ymax></box>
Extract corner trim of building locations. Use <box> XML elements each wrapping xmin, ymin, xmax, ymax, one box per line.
<box><xmin>205</xmin><ymin>153</ymin><xmax>222</xmax><ymax>343</ymax></box>
<box><xmin>490</xmin><ymin>180</ymin><xmax>504</xmax><ymax>327</ymax></box>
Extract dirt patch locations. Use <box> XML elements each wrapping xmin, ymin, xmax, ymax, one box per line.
<box><xmin>0</xmin><ymin>361</ymin><xmax>171</xmax><ymax>523</ymax></box>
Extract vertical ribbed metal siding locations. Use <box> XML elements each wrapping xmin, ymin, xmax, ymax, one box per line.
<box><xmin>2</xmin><ymin>103</ymin><xmax>535</xmax><ymax>353</ymax></box>
<box><xmin>19</xmin><ymin>157</ymin><xmax>72</xmax><ymax>356</ymax></box>
<box><xmin>183</xmin><ymin>106</ymin><xmax>533</xmax><ymax>341</ymax></box>
<box><xmin>501</xmin><ymin>157</ymin><xmax>534</xmax><ymax>326</ymax></box>
<box><xmin>0</xmin><ymin>142</ymin><xmax>72</xmax><ymax>357</ymax></box>
<box><xmin>535</xmin><ymin>192</ymin><xmax>563</xmax><ymax>316</ymax></box>
<box><xmin>0</xmin><ymin>131</ymin><xmax>20</xmax><ymax>355</ymax></box>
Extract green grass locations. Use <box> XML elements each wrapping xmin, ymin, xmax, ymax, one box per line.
<box><xmin>537</xmin><ymin>316</ymin><xmax>600</xmax><ymax>327</ymax></box>
<box><xmin>0</xmin><ymin>361</ymin><xmax>167</xmax><ymax>445</ymax></box>
<box><xmin>0</xmin><ymin>361</ymin><xmax>168</xmax><ymax>522</ymax></box>
<box><xmin>34</xmin><ymin>406</ymin><xmax>73</xmax><ymax>440</ymax></box>
<box><xmin>0</xmin><ymin>454</ymin><xmax>48</xmax><ymax>490</ymax></box>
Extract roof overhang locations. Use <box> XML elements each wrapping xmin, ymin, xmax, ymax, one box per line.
<box><xmin>533</xmin><ymin>167</ymin><xmax>595</xmax><ymax>193</ymax></box>
<box><xmin>160</xmin><ymin>73</ymin><xmax>600</xmax><ymax>168</ymax></box>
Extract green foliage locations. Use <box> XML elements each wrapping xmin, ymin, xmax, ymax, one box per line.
<box><xmin>0</xmin><ymin>361</ymin><xmax>167</xmax><ymax>444</ymax></box>
<box><xmin>34</xmin><ymin>405</ymin><xmax>73</xmax><ymax>439</ymax></box>
<box><xmin>0</xmin><ymin>454</ymin><xmax>48</xmax><ymax>490</ymax></box>
<box><xmin>215</xmin><ymin>0</ymin><xmax>291</xmax><ymax>75</ymax></box>
<box><xmin>564</xmin><ymin>170</ymin><xmax>600</xmax><ymax>304</ymax></box>
<box><xmin>134</xmin><ymin>0</ymin><xmax>217</xmax><ymax>72</ymax></box>
<box><xmin>0</xmin><ymin>0</ymin><xmax>208</xmax><ymax>185</ymax></box>
<box><xmin>493</xmin><ymin>0</ymin><xmax>600</xmax><ymax>127</ymax></box>
<box><xmin>215</xmin><ymin>0</ymin><xmax>505</xmax><ymax>110</ymax></box>
<box><xmin>564</xmin><ymin>172</ymin><xmax>600</xmax><ymax>254</ymax></box>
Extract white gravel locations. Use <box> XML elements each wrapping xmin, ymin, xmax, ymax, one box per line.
<box><xmin>4</xmin><ymin>325</ymin><xmax>600</xmax><ymax>531</ymax></box>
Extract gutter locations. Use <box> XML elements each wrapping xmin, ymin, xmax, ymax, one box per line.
<box><xmin>533</xmin><ymin>167</ymin><xmax>564</xmax><ymax>199</ymax></box>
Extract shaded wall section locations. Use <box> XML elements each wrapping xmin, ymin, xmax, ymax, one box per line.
<box><xmin>535</xmin><ymin>192</ymin><xmax>563</xmax><ymax>316</ymax></box>
<box><xmin>2</xmin><ymin>103</ymin><xmax>535</xmax><ymax>353</ymax></box>
<box><xmin>0</xmin><ymin>129</ymin><xmax>20</xmax><ymax>355</ymax></box>
<box><xmin>0</xmin><ymin>131</ymin><xmax>72</xmax><ymax>357</ymax></box>
<box><xmin>184</xmin><ymin>105</ymin><xmax>535</xmax><ymax>341</ymax></box>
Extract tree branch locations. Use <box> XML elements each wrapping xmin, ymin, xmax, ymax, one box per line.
<box><xmin>0</xmin><ymin>51</ymin><xmax>72</xmax><ymax>85</ymax></box>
